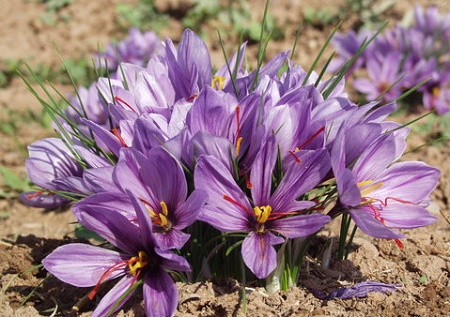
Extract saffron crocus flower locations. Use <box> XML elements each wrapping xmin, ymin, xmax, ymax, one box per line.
<box><xmin>331</xmin><ymin>128</ymin><xmax>439</xmax><ymax>240</ymax></box>
<box><xmin>312</xmin><ymin>281</ymin><xmax>401</xmax><ymax>300</ymax></box>
<box><xmin>43</xmin><ymin>191</ymin><xmax>190</xmax><ymax>317</ymax></box>
<box><xmin>328</xmin><ymin>29</ymin><xmax>370</xmax><ymax>73</ymax></box>
<box><xmin>95</xmin><ymin>27</ymin><xmax>163</xmax><ymax>73</ymax></box>
<box><xmin>114</xmin><ymin>147</ymin><xmax>207</xmax><ymax>250</ymax></box>
<box><xmin>352</xmin><ymin>51</ymin><xmax>404</xmax><ymax>101</ymax></box>
<box><xmin>195</xmin><ymin>136</ymin><xmax>331</xmax><ymax>278</ymax></box>
<box><xmin>164</xmin><ymin>28</ymin><xmax>213</xmax><ymax>100</ymax></box>
<box><xmin>420</xmin><ymin>69</ymin><xmax>450</xmax><ymax>115</ymax></box>
<box><xmin>19</xmin><ymin>138</ymin><xmax>87</xmax><ymax>208</ymax></box>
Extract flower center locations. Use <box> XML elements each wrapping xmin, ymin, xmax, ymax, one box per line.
<box><xmin>88</xmin><ymin>250</ymin><xmax>150</xmax><ymax>300</ymax></box>
<box><xmin>253</xmin><ymin>205</ymin><xmax>272</xmax><ymax>223</ymax></box>
<box><xmin>211</xmin><ymin>75</ymin><xmax>226</xmax><ymax>90</ymax></box>
<box><xmin>432</xmin><ymin>86</ymin><xmax>440</xmax><ymax>97</ymax></box>
<box><xmin>140</xmin><ymin>199</ymin><xmax>172</xmax><ymax>231</ymax></box>
<box><xmin>253</xmin><ymin>205</ymin><xmax>272</xmax><ymax>233</ymax></box>
<box><xmin>127</xmin><ymin>250</ymin><xmax>149</xmax><ymax>276</ymax></box>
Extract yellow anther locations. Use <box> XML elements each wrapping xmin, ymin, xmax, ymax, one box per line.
<box><xmin>160</xmin><ymin>201</ymin><xmax>169</xmax><ymax>216</ymax></box>
<box><xmin>357</xmin><ymin>180</ymin><xmax>384</xmax><ymax>197</ymax></box>
<box><xmin>432</xmin><ymin>86</ymin><xmax>440</xmax><ymax>97</ymax></box>
<box><xmin>145</xmin><ymin>204</ymin><xmax>157</xmax><ymax>219</ymax></box>
<box><xmin>235</xmin><ymin>136</ymin><xmax>243</xmax><ymax>156</ymax></box>
<box><xmin>211</xmin><ymin>76</ymin><xmax>226</xmax><ymax>90</ymax></box>
<box><xmin>128</xmin><ymin>251</ymin><xmax>148</xmax><ymax>276</ymax></box>
<box><xmin>159</xmin><ymin>213</ymin><xmax>169</xmax><ymax>227</ymax></box>
<box><xmin>253</xmin><ymin>205</ymin><xmax>272</xmax><ymax>224</ymax></box>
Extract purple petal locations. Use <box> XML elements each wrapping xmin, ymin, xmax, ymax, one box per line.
<box><xmin>195</xmin><ymin>155</ymin><xmax>250</xmax><ymax>232</ymax></box>
<box><xmin>348</xmin><ymin>208</ymin><xmax>404</xmax><ymax>239</ymax></box>
<box><xmin>182</xmin><ymin>132</ymin><xmax>234</xmax><ymax>171</ymax></box>
<box><xmin>241</xmin><ymin>231</ymin><xmax>284</xmax><ymax>279</ymax></box>
<box><xmin>177</xmin><ymin>29</ymin><xmax>212</xmax><ymax>90</ymax></box>
<box><xmin>19</xmin><ymin>191</ymin><xmax>71</xmax><ymax>209</ymax></box>
<box><xmin>143</xmin><ymin>268</ymin><xmax>178</xmax><ymax>317</ymax></box>
<box><xmin>173</xmin><ymin>189</ymin><xmax>207</xmax><ymax>228</ymax></box>
<box><xmin>352</xmin><ymin>134</ymin><xmax>396</xmax><ymax>181</ymax></box>
<box><xmin>374</xmin><ymin>161</ymin><xmax>440</xmax><ymax>203</ymax></box>
<box><xmin>82</xmin><ymin>166</ymin><xmax>118</xmax><ymax>194</ymax></box>
<box><xmin>155</xmin><ymin>248</ymin><xmax>191</xmax><ymax>273</ymax></box>
<box><xmin>73</xmin><ymin>145</ymin><xmax>111</xmax><ymax>168</ymax></box>
<box><xmin>250</xmin><ymin>135</ymin><xmax>277</xmax><ymax>206</ymax></box>
<box><xmin>139</xmin><ymin>148</ymin><xmax>188</xmax><ymax>209</ymax></box>
<box><xmin>91</xmin><ymin>274</ymin><xmax>137</xmax><ymax>317</ymax></box>
<box><xmin>271</xmin><ymin>149</ymin><xmax>330</xmax><ymax>212</ymax></box>
<box><xmin>325</xmin><ymin>281</ymin><xmax>401</xmax><ymax>300</ymax></box>
<box><xmin>73</xmin><ymin>194</ymin><xmax>139</xmax><ymax>254</ymax></box>
<box><xmin>52</xmin><ymin>175</ymin><xmax>88</xmax><ymax>194</ymax></box>
<box><xmin>271</xmin><ymin>214</ymin><xmax>330</xmax><ymax>238</ymax></box>
<box><xmin>81</xmin><ymin>118</ymin><xmax>123</xmax><ymax>156</ymax></box>
<box><xmin>186</xmin><ymin>86</ymin><xmax>237</xmax><ymax>137</ymax></box>
<box><xmin>113</xmin><ymin>148</ymin><xmax>151</xmax><ymax>200</ymax></box>
<box><xmin>42</xmin><ymin>243</ymin><xmax>125</xmax><ymax>287</ymax></box>
<box><xmin>25</xmin><ymin>138</ymin><xmax>82</xmax><ymax>189</ymax></box>
<box><xmin>377</xmin><ymin>201</ymin><xmax>437</xmax><ymax>229</ymax></box>
<box><xmin>128</xmin><ymin>191</ymin><xmax>156</xmax><ymax>252</ymax></box>
<box><xmin>336</xmin><ymin>168</ymin><xmax>361</xmax><ymax>207</ymax></box>
<box><xmin>153</xmin><ymin>227</ymin><xmax>190</xmax><ymax>250</ymax></box>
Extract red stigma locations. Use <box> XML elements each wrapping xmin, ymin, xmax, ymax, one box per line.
<box><xmin>88</xmin><ymin>261</ymin><xmax>128</xmax><ymax>300</ymax></box>
<box><xmin>26</xmin><ymin>191</ymin><xmax>46</xmax><ymax>199</ymax></box>
<box><xmin>288</xmin><ymin>150</ymin><xmax>302</xmax><ymax>164</ymax></box>
<box><xmin>393</xmin><ymin>239</ymin><xmax>404</xmax><ymax>249</ymax></box>
<box><xmin>244</xmin><ymin>172</ymin><xmax>252</xmax><ymax>189</ymax></box>
<box><xmin>186</xmin><ymin>94</ymin><xmax>198</xmax><ymax>101</ymax></box>
<box><xmin>295</xmin><ymin>126</ymin><xmax>325</xmax><ymax>151</ymax></box>
<box><xmin>111</xmin><ymin>128</ymin><xmax>129</xmax><ymax>148</ymax></box>
<box><xmin>223</xmin><ymin>194</ymin><xmax>253</xmax><ymax>217</ymax></box>
<box><xmin>114</xmin><ymin>96</ymin><xmax>136</xmax><ymax>113</ymax></box>
<box><xmin>235</xmin><ymin>105</ymin><xmax>241</xmax><ymax>142</ymax></box>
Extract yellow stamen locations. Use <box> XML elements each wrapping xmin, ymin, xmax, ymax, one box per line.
<box><xmin>145</xmin><ymin>204</ymin><xmax>157</xmax><ymax>219</ymax></box>
<box><xmin>357</xmin><ymin>180</ymin><xmax>384</xmax><ymax>197</ymax></box>
<box><xmin>128</xmin><ymin>251</ymin><xmax>148</xmax><ymax>276</ymax></box>
<box><xmin>235</xmin><ymin>136</ymin><xmax>243</xmax><ymax>156</ymax></box>
<box><xmin>432</xmin><ymin>86</ymin><xmax>440</xmax><ymax>97</ymax></box>
<box><xmin>158</xmin><ymin>201</ymin><xmax>169</xmax><ymax>227</ymax></box>
<box><xmin>253</xmin><ymin>205</ymin><xmax>272</xmax><ymax>224</ymax></box>
<box><xmin>144</xmin><ymin>201</ymin><xmax>170</xmax><ymax>227</ymax></box>
<box><xmin>211</xmin><ymin>75</ymin><xmax>226</xmax><ymax>90</ymax></box>
<box><xmin>160</xmin><ymin>201</ymin><xmax>169</xmax><ymax>216</ymax></box>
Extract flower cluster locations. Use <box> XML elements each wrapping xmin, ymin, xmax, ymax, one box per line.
<box><xmin>21</xmin><ymin>28</ymin><xmax>440</xmax><ymax>316</ymax></box>
<box><xmin>330</xmin><ymin>5</ymin><xmax>450</xmax><ymax>115</ymax></box>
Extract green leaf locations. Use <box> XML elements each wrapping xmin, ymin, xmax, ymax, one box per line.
<box><xmin>0</xmin><ymin>165</ymin><xmax>31</xmax><ymax>192</ymax></box>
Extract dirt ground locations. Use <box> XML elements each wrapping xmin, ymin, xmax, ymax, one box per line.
<box><xmin>0</xmin><ymin>0</ymin><xmax>449</xmax><ymax>316</ymax></box>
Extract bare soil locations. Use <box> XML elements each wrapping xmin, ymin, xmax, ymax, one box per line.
<box><xmin>0</xmin><ymin>0</ymin><xmax>449</xmax><ymax>316</ymax></box>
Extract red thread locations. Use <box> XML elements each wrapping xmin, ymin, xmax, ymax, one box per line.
<box><xmin>115</xmin><ymin>96</ymin><xmax>136</xmax><ymax>113</ymax></box>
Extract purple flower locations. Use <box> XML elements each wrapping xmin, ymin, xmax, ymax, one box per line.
<box><xmin>164</xmin><ymin>29</ymin><xmax>212</xmax><ymax>100</ymax></box>
<box><xmin>95</xmin><ymin>27</ymin><xmax>163</xmax><ymax>72</ymax></box>
<box><xmin>331</xmin><ymin>128</ymin><xmax>439</xmax><ymax>241</ymax></box>
<box><xmin>352</xmin><ymin>51</ymin><xmax>404</xmax><ymax>101</ymax></box>
<box><xmin>66</xmin><ymin>82</ymin><xmax>107</xmax><ymax>126</ymax></box>
<box><xmin>113</xmin><ymin>147</ymin><xmax>207</xmax><ymax>250</ymax></box>
<box><xmin>312</xmin><ymin>281</ymin><xmax>401</xmax><ymax>300</ymax></box>
<box><xmin>43</xmin><ymin>191</ymin><xmax>190</xmax><ymax>317</ymax></box>
<box><xmin>19</xmin><ymin>138</ymin><xmax>87</xmax><ymax>208</ymax></box>
<box><xmin>413</xmin><ymin>5</ymin><xmax>446</xmax><ymax>36</ymax></box>
<box><xmin>420</xmin><ymin>69</ymin><xmax>450</xmax><ymax>115</ymax></box>
<box><xmin>328</xmin><ymin>29</ymin><xmax>371</xmax><ymax>73</ymax></box>
<box><xmin>195</xmin><ymin>136</ymin><xmax>331</xmax><ymax>278</ymax></box>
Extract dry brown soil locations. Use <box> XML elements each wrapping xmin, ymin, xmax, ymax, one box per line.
<box><xmin>0</xmin><ymin>0</ymin><xmax>449</xmax><ymax>316</ymax></box>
